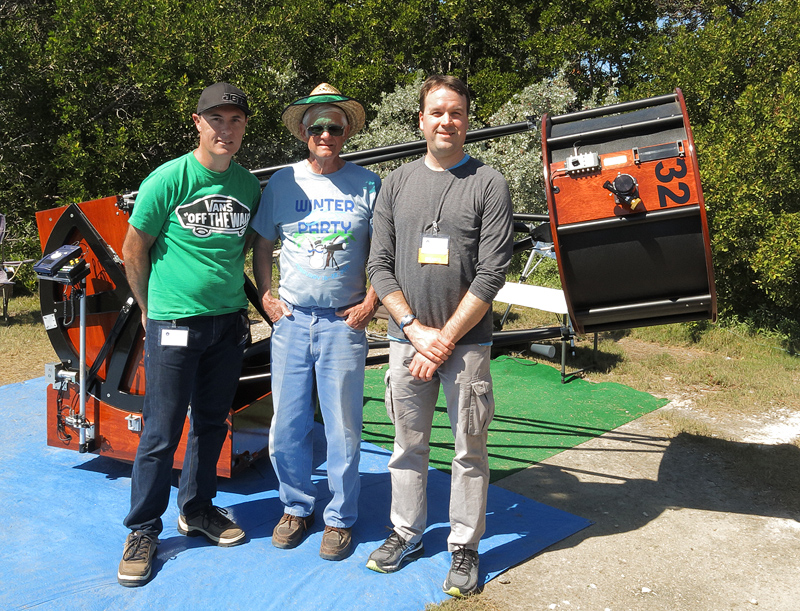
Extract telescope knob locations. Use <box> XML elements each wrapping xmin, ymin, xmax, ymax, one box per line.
<box><xmin>612</xmin><ymin>173</ymin><xmax>636</xmax><ymax>196</ymax></box>
<box><xmin>603</xmin><ymin>173</ymin><xmax>641</xmax><ymax>209</ymax></box>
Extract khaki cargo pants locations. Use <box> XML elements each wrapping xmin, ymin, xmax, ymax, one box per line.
<box><xmin>384</xmin><ymin>342</ymin><xmax>494</xmax><ymax>552</ymax></box>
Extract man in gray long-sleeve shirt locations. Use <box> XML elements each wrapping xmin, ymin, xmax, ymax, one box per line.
<box><xmin>366</xmin><ymin>75</ymin><xmax>513</xmax><ymax>597</ymax></box>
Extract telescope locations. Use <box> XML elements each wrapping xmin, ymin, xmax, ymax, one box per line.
<box><xmin>35</xmin><ymin>88</ymin><xmax>715</xmax><ymax>476</ymax></box>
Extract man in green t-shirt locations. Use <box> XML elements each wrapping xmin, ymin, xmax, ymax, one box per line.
<box><xmin>117</xmin><ymin>83</ymin><xmax>261</xmax><ymax>588</ymax></box>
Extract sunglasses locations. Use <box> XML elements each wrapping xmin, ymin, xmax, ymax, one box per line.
<box><xmin>307</xmin><ymin>124</ymin><xmax>345</xmax><ymax>137</ymax></box>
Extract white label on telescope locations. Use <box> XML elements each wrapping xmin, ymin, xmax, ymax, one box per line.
<box><xmin>43</xmin><ymin>314</ymin><xmax>57</xmax><ymax>330</ymax></box>
<box><xmin>603</xmin><ymin>155</ymin><xmax>628</xmax><ymax>167</ymax></box>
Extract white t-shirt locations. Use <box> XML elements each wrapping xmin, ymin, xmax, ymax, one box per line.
<box><xmin>252</xmin><ymin>160</ymin><xmax>381</xmax><ymax>308</ymax></box>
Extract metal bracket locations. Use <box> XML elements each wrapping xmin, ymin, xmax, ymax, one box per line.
<box><xmin>63</xmin><ymin>412</ymin><xmax>95</xmax><ymax>453</ymax></box>
<box><xmin>64</xmin><ymin>413</ymin><xmax>93</xmax><ymax>430</ymax></box>
<box><xmin>125</xmin><ymin>414</ymin><xmax>142</xmax><ymax>432</ymax></box>
<box><xmin>45</xmin><ymin>362</ymin><xmax>76</xmax><ymax>391</ymax></box>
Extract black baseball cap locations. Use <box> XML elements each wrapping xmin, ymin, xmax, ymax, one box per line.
<box><xmin>196</xmin><ymin>82</ymin><xmax>250</xmax><ymax>116</ymax></box>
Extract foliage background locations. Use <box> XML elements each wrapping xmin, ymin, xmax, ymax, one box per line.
<box><xmin>1</xmin><ymin>0</ymin><xmax>797</xmax><ymax>344</ymax></box>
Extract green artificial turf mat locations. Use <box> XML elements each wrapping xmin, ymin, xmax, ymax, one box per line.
<box><xmin>362</xmin><ymin>355</ymin><xmax>669</xmax><ymax>482</ymax></box>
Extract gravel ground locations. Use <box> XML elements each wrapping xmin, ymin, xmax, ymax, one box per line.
<box><xmin>482</xmin><ymin>408</ymin><xmax>800</xmax><ymax>611</ymax></box>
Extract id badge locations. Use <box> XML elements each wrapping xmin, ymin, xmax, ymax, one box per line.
<box><xmin>160</xmin><ymin>327</ymin><xmax>189</xmax><ymax>347</ymax></box>
<box><xmin>418</xmin><ymin>233</ymin><xmax>450</xmax><ymax>265</ymax></box>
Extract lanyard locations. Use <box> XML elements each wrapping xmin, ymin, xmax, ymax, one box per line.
<box><xmin>429</xmin><ymin>155</ymin><xmax>469</xmax><ymax>234</ymax></box>
<box><xmin>431</xmin><ymin>173</ymin><xmax>457</xmax><ymax>235</ymax></box>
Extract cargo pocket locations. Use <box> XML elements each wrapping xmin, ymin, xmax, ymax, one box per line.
<box><xmin>384</xmin><ymin>369</ymin><xmax>396</xmax><ymax>424</ymax></box>
<box><xmin>459</xmin><ymin>374</ymin><xmax>495</xmax><ymax>436</ymax></box>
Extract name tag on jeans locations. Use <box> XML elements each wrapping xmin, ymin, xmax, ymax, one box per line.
<box><xmin>160</xmin><ymin>328</ymin><xmax>189</xmax><ymax>347</ymax></box>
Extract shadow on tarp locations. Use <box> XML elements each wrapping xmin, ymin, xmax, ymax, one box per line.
<box><xmin>1</xmin><ymin>378</ymin><xmax>591</xmax><ymax>611</ymax></box>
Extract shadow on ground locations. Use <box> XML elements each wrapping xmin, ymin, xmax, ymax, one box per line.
<box><xmin>498</xmin><ymin>428</ymin><xmax>800</xmax><ymax>549</ymax></box>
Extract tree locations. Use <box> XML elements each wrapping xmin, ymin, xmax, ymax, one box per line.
<box><xmin>524</xmin><ymin>0</ymin><xmax>659</xmax><ymax>102</ymax></box>
<box><xmin>0</xmin><ymin>2</ymin><xmax>58</xmax><ymax>219</ymax></box>
<box><xmin>1</xmin><ymin>0</ymin><xmax>304</xmax><ymax>291</ymax></box>
<box><xmin>2</xmin><ymin>0</ymin><xmax>660</xmax><ymax>239</ymax></box>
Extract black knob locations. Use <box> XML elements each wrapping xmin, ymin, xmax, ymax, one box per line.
<box><xmin>613</xmin><ymin>174</ymin><xmax>636</xmax><ymax>195</ymax></box>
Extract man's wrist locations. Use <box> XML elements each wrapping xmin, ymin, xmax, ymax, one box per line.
<box><xmin>399</xmin><ymin>313</ymin><xmax>417</xmax><ymax>332</ymax></box>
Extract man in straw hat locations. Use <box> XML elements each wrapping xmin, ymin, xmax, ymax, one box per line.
<box><xmin>367</xmin><ymin>75</ymin><xmax>513</xmax><ymax>597</ymax></box>
<box><xmin>118</xmin><ymin>82</ymin><xmax>260</xmax><ymax>587</ymax></box>
<box><xmin>251</xmin><ymin>83</ymin><xmax>380</xmax><ymax>561</ymax></box>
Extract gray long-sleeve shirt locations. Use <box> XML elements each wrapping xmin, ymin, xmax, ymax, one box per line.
<box><xmin>368</xmin><ymin>156</ymin><xmax>513</xmax><ymax>345</ymax></box>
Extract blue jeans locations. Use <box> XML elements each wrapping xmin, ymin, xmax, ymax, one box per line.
<box><xmin>268</xmin><ymin>305</ymin><xmax>367</xmax><ymax>528</ymax></box>
<box><xmin>124</xmin><ymin>311</ymin><xmax>248</xmax><ymax>535</ymax></box>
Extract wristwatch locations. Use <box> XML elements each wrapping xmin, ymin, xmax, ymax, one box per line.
<box><xmin>399</xmin><ymin>313</ymin><xmax>417</xmax><ymax>332</ymax></box>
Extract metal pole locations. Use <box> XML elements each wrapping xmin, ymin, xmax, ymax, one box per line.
<box><xmin>548</xmin><ymin>93</ymin><xmax>678</xmax><ymax>124</ymax></box>
<box><xmin>251</xmin><ymin>118</ymin><xmax>537</xmax><ymax>180</ymax></box>
<box><xmin>120</xmin><ymin>118</ymin><xmax>540</xmax><ymax>198</ymax></box>
<box><xmin>78</xmin><ymin>282</ymin><xmax>88</xmax><ymax>452</ymax></box>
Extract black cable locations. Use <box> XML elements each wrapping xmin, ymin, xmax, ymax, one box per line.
<box><xmin>55</xmin><ymin>384</ymin><xmax>72</xmax><ymax>443</ymax></box>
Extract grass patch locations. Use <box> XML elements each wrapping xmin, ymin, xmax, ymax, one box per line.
<box><xmin>603</xmin><ymin>323</ymin><xmax>800</xmax><ymax>423</ymax></box>
<box><xmin>658</xmin><ymin>410</ymin><xmax>721</xmax><ymax>439</ymax></box>
<box><xmin>0</xmin><ymin>294</ymin><xmax>54</xmax><ymax>385</ymax></box>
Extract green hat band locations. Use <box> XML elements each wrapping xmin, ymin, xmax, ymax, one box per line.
<box><xmin>292</xmin><ymin>94</ymin><xmax>351</xmax><ymax>105</ymax></box>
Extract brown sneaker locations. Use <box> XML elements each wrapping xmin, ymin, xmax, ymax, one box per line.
<box><xmin>319</xmin><ymin>526</ymin><xmax>352</xmax><ymax>561</ymax></box>
<box><xmin>272</xmin><ymin>512</ymin><xmax>314</xmax><ymax>549</ymax></box>
<box><xmin>117</xmin><ymin>531</ymin><xmax>159</xmax><ymax>587</ymax></box>
<box><xmin>177</xmin><ymin>505</ymin><xmax>245</xmax><ymax>547</ymax></box>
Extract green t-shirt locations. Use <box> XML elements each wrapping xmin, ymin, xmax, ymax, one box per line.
<box><xmin>129</xmin><ymin>151</ymin><xmax>261</xmax><ymax>319</ymax></box>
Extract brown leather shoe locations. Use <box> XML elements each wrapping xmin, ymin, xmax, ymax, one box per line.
<box><xmin>319</xmin><ymin>525</ymin><xmax>352</xmax><ymax>561</ymax></box>
<box><xmin>272</xmin><ymin>512</ymin><xmax>314</xmax><ymax>549</ymax></box>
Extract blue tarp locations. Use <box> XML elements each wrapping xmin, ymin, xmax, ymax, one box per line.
<box><xmin>0</xmin><ymin>378</ymin><xmax>591</xmax><ymax>610</ymax></box>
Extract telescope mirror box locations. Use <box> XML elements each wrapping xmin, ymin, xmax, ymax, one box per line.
<box><xmin>34</xmin><ymin>244</ymin><xmax>89</xmax><ymax>284</ymax></box>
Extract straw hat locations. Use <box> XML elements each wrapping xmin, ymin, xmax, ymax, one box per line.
<box><xmin>281</xmin><ymin>83</ymin><xmax>366</xmax><ymax>142</ymax></box>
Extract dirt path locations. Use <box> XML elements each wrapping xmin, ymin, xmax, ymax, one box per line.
<box><xmin>483</xmin><ymin>409</ymin><xmax>800</xmax><ymax>611</ymax></box>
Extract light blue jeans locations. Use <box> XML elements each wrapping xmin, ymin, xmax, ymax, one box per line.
<box><xmin>268</xmin><ymin>304</ymin><xmax>367</xmax><ymax>528</ymax></box>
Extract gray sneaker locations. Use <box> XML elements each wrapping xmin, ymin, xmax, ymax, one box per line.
<box><xmin>366</xmin><ymin>531</ymin><xmax>424</xmax><ymax>573</ymax></box>
<box><xmin>443</xmin><ymin>546</ymin><xmax>480</xmax><ymax>597</ymax></box>
<box><xmin>177</xmin><ymin>505</ymin><xmax>245</xmax><ymax>547</ymax></box>
<box><xmin>117</xmin><ymin>531</ymin><xmax>159</xmax><ymax>587</ymax></box>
